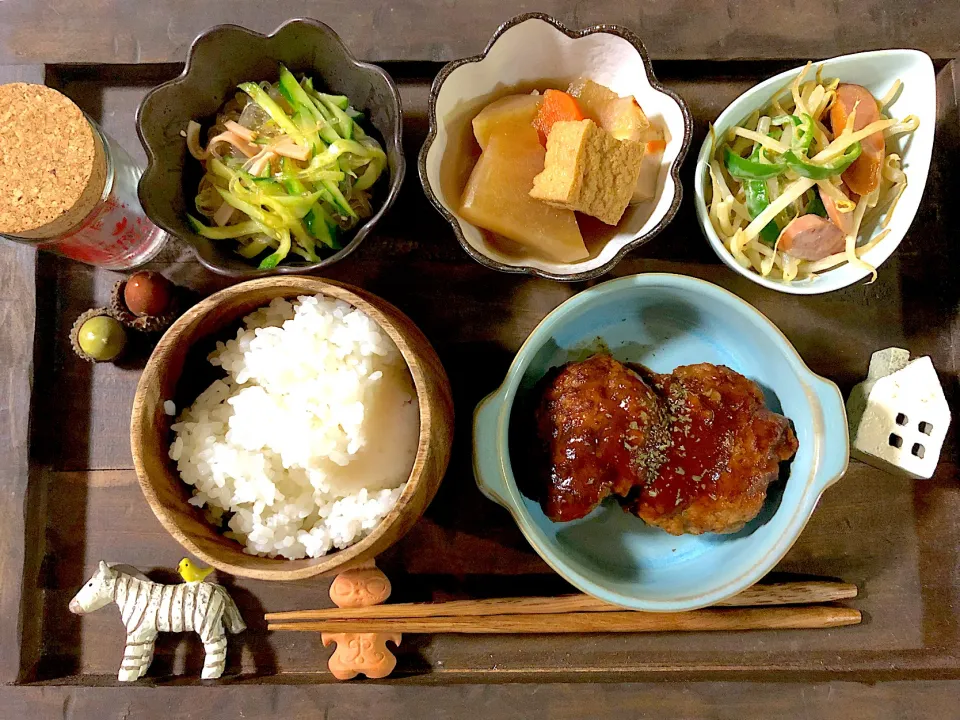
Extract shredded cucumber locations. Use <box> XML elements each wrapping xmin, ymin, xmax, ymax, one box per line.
<box><xmin>317</xmin><ymin>93</ymin><xmax>355</xmax><ymax>139</ymax></box>
<box><xmin>237</xmin><ymin>236</ymin><xmax>272</xmax><ymax>258</ymax></box>
<box><xmin>353</xmin><ymin>159</ymin><xmax>383</xmax><ymax>192</ymax></box>
<box><xmin>187</xmin><ymin>216</ymin><xmax>261</xmax><ymax>239</ymax></box>
<box><xmin>277</xmin><ymin>66</ymin><xmax>320</xmax><ymax>121</ymax></box>
<box><xmin>280</xmin><ymin>65</ymin><xmax>339</xmax><ymax>146</ymax></box>
<box><xmin>259</xmin><ymin>228</ymin><xmax>292</xmax><ymax>269</ymax></box>
<box><xmin>237</xmin><ymin>82</ymin><xmax>306</xmax><ymax>145</ymax></box>
<box><xmin>305</xmin><ymin>204</ymin><xmax>342</xmax><ymax>250</ymax></box>
<box><xmin>186</xmin><ymin>64</ymin><xmax>387</xmax><ymax>267</ymax></box>
<box><xmin>321</xmin><ymin>93</ymin><xmax>350</xmax><ymax>110</ymax></box>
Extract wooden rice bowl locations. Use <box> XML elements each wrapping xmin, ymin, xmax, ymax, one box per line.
<box><xmin>131</xmin><ymin>276</ymin><xmax>454</xmax><ymax>581</ymax></box>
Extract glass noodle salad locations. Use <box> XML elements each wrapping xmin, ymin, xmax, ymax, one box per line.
<box><xmin>707</xmin><ymin>64</ymin><xmax>919</xmax><ymax>282</ymax></box>
<box><xmin>186</xmin><ymin>64</ymin><xmax>386</xmax><ymax>268</ymax></box>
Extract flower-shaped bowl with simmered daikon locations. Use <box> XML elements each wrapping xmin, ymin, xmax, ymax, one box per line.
<box><xmin>419</xmin><ymin>13</ymin><xmax>692</xmax><ymax>282</ymax></box>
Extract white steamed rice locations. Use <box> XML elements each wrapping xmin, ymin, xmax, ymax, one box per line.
<box><xmin>168</xmin><ymin>294</ymin><xmax>419</xmax><ymax>559</ymax></box>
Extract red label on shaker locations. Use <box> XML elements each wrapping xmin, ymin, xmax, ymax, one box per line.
<box><xmin>43</xmin><ymin>140</ymin><xmax>167</xmax><ymax>269</ymax></box>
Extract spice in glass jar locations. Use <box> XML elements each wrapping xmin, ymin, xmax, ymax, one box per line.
<box><xmin>0</xmin><ymin>83</ymin><xmax>167</xmax><ymax>269</ymax></box>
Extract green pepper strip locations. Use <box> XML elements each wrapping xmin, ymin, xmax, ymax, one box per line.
<box><xmin>791</xmin><ymin>114</ymin><xmax>815</xmax><ymax>153</ymax></box>
<box><xmin>724</xmin><ymin>145</ymin><xmax>785</xmax><ymax>180</ymax></box>
<box><xmin>783</xmin><ymin>141</ymin><xmax>862</xmax><ymax>180</ymax></box>
<box><xmin>741</xmin><ymin>148</ymin><xmax>780</xmax><ymax>247</ymax></box>
<box><xmin>771</xmin><ymin>115</ymin><xmax>800</xmax><ymax>127</ymax></box>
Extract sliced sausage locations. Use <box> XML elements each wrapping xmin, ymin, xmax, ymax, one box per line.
<box><xmin>777</xmin><ymin>214</ymin><xmax>847</xmax><ymax>261</ymax></box>
<box><xmin>829</xmin><ymin>84</ymin><xmax>884</xmax><ymax>195</ymax></box>
<box><xmin>820</xmin><ymin>186</ymin><xmax>855</xmax><ymax>236</ymax></box>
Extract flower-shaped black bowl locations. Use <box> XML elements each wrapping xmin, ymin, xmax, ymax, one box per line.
<box><xmin>137</xmin><ymin>19</ymin><xmax>404</xmax><ymax>277</ymax></box>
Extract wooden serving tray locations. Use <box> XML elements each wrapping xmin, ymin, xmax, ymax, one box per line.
<box><xmin>1</xmin><ymin>57</ymin><xmax>959</xmax><ymax>705</ymax></box>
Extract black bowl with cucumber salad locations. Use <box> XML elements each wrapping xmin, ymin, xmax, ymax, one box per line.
<box><xmin>137</xmin><ymin>19</ymin><xmax>404</xmax><ymax>276</ymax></box>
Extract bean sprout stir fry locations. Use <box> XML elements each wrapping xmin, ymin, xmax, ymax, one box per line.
<box><xmin>707</xmin><ymin>63</ymin><xmax>919</xmax><ymax>282</ymax></box>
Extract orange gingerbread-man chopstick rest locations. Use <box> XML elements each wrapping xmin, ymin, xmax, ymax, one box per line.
<box><xmin>322</xmin><ymin>564</ymin><xmax>400</xmax><ymax>680</ymax></box>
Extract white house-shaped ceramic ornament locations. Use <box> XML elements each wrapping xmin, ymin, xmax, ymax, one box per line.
<box><xmin>846</xmin><ymin>348</ymin><xmax>950</xmax><ymax>479</ymax></box>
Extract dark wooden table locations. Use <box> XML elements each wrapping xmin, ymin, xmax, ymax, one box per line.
<box><xmin>2</xmin><ymin>3</ymin><xmax>960</xmax><ymax>718</ymax></box>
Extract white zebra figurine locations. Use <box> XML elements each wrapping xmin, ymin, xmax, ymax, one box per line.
<box><xmin>69</xmin><ymin>561</ymin><xmax>246</xmax><ymax>681</ymax></box>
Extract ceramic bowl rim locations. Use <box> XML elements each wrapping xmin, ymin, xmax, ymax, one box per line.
<box><xmin>417</xmin><ymin>11</ymin><xmax>693</xmax><ymax>282</ymax></box>
<box><xmin>136</xmin><ymin>18</ymin><xmax>405</xmax><ymax>278</ymax></box>
<box><xmin>476</xmin><ymin>272</ymin><xmax>849</xmax><ymax>610</ymax></box>
<box><xmin>693</xmin><ymin>48</ymin><xmax>934</xmax><ymax>295</ymax></box>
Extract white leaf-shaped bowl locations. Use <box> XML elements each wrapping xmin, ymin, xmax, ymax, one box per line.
<box><xmin>694</xmin><ymin>50</ymin><xmax>936</xmax><ymax>295</ymax></box>
<box><xmin>418</xmin><ymin>13</ymin><xmax>692</xmax><ymax>282</ymax></box>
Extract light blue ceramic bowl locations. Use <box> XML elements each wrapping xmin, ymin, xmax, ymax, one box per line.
<box><xmin>473</xmin><ymin>273</ymin><xmax>848</xmax><ymax>611</ymax></box>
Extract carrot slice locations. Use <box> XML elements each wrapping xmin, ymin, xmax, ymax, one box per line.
<box><xmin>532</xmin><ymin>89</ymin><xmax>585</xmax><ymax>146</ymax></box>
<box><xmin>645</xmin><ymin>139</ymin><xmax>667</xmax><ymax>154</ymax></box>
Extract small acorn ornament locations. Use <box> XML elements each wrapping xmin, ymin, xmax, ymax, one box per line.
<box><xmin>111</xmin><ymin>270</ymin><xmax>179</xmax><ymax>332</ymax></box>
<box><xmin>71</xmin><ymin>309</ymin><xmax>127</xmax><ymax>363</ymax></box>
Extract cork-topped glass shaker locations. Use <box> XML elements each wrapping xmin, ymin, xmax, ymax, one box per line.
<box><xmin>0</xmin><ymin>83</ymin><xmax>167</xmax><ymax>269</ymax></box>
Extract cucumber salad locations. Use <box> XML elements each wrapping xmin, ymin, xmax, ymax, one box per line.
<box><xmin>186</xmin><ymin>64</ymin><xmax>386</xmax><ymax>268</ymax></box>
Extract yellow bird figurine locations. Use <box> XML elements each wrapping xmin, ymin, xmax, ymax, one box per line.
<box><xmin>178</xmin><ymin>558</ymin><xmax>214</xmax><ymax>583</ymax></box>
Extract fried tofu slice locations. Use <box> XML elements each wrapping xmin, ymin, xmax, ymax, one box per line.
<box><xmin>529</xmin><ymin>119</ymin><xmax>643</xmax><ymax>225</ymax></box>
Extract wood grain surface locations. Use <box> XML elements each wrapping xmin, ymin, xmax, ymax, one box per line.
<box><xmin>3</xmin><ymin>680</ymin><xmax>960</xmax><ymax>720</ymax></box>
<box><xmin>0</xmin><ymin>1</ymin><xmax>959</xmax><ymax>65</ymax></box>
<box><xmin>0</xmin><ymin>64</ymin><xmax>43</xmax><ymax>686</ymax></box>
<box><xmin>0</xmin><ymin>244</ymin><xmax>37</xmax><ymax>686</ymax></box>
<box><xmin>2</xmin><ymin>49</ymin><xmax>959</xmax><ymax>720</ymax></box>
<box><xmin>30</xmin><ymin>462</ymin><xmax>958</xmax><ymax>681</ymax></box>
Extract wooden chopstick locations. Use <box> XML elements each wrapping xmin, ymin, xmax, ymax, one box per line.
<box><xmin>264</xmin><ymin>581</ymin><xmax>857</xmax><ymax>623</ymax></box>
<box><xmin>268</xmin><ymin>605</ymin><xmax>861</xmax><ymax>634</ymax></box>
